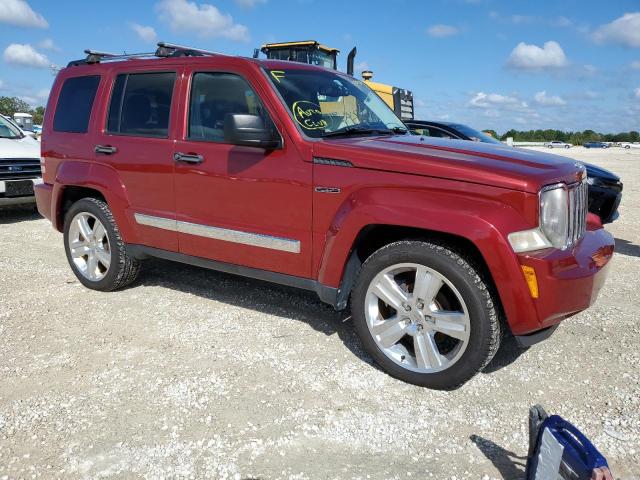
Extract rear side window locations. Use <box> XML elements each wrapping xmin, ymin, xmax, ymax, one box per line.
<box><xmin>53</xmin><ymin>75</ymin><xmax>101</xmax><ymax>133</ymax></box>
<box><xmin>107</xmin><ymin>72</ymin><xmax>175</xmax><ymax>137</ymax></box>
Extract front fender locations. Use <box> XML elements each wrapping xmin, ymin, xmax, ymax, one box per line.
<box><xmin>317</xmin><ymin>186</ymin><xmax>539</xmax><ymax>333</ymax></box>
<box><xmin>52</xmin><ymin>161</ymin><xmax>135</xmax><ymax>241</ymax></box>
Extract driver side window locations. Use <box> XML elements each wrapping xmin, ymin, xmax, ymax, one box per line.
<box><xmin>188</xmin><ymin>72</ymin><xmax>274</xmax><ymax>142</ymax></box>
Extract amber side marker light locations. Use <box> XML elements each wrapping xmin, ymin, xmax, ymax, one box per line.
<box><xmin>521</xmin><ymin>265</ymin><xmax>539</xmax><ymax>299</ymax></box>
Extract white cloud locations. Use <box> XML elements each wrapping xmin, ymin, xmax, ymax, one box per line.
<box><xmin>36</xmin><ymin>88</ymin><xmax>49</xmax><ymax>102</ymax></box>
<box><xmin>0</xmin><ymin>79</ymin><xmax>4</xmax><ymax>89</ymax></box>
<box><xmin>592</xmin><ymin>12</ymin><xmax>640</xmax><ymax>48</ymax></box>
<box><xmin>354</xmin><ymin>61</ymin><xmax>369</xmax><ymax>72</ymax></box>
<box><xmin>551</xmin><ymin>16</ymin><xmax>572</xmax><ymax>28</ymax></box>
<box><xmin>37</xmin><ymin>38</ymin><xmax>60</xmax><ymax>51</ymax></box>
<box><xmin>507</xmin><ymin>41</ymin><xmax>567</xmax><ymax>70</ymax></box>
<box><xmin>630</xmin><ymin>60</ymin><xmax>640</xmax><ymax>70</ymax></box>
<box><xmin>234</xmin><ymin>0</ymin><xmax>266</xmax><ymax>7</ymax></box>
<box><xmin>0</xmin><ymin>0</ymin><xmax>47</xmax><ymax>28</ymax></box>
<box><xmin>534</xmin><ymin>91</ymin><xmax>567</xmax><ymax>106</ymax></box>
<box><xmin>3</xmin><ymin>43</ymin><xmax>50</xmax><ymax>68</ymax></box>
<box><xmin>427</xmin><ymin>24</ymin><xmax>459</xmax><ymax>38</ymax></box>
<box><xmin>156</xmin><ymin>0</ymin><xmax>250</xmax><ymax>42</ymax></box>
<box><xmin>635</xmin><ymin>88</ymin><xmax>640</xmax><ymax>99</ymax></box>
<box><xmin>131</xmin><ymin>23</ymin><xmax>158</xmax><ymax>43</ymax></box>
<box><xmin>469</xmin><ymin>92</ymin><xmax>528</xmax><ymax>109</ymax></box>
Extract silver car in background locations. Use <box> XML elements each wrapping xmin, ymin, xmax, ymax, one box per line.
<box><xmin>544</xmin><ymin>140</ymin><xmax>573</xmax><ymax>149</ymax></box>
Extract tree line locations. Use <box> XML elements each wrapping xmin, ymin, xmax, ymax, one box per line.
<box><xmin>0</xmin><ymin>96</ymin><xmax>45</xmax><ymax>125</ymax></box>
<box><xmin>496</xmin><ymin>129</ymin><xmax>640</xmax><ymax>144</ymax></box>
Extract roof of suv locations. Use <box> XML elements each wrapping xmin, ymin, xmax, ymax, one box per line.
<box><xmin>65</xmin><ymin>44</ymin><xmax>336</xmax><ymax>74</ymax></box>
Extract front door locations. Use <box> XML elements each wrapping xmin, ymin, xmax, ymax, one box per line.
<box><xmin>172</xmin><ymin>67</ymin><xmax>312</xmax><ymax>278</ymax></box>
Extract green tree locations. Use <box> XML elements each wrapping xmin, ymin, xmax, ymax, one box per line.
<box><xmin>482</xmin><ymin>129</ymin><xmax>498</xmax><ymax>138</ymax></box>
<box><xmin>32</xmin><ymin>106</ymin><xmax>45</xmax><ymax>125</ymax></box>
<box><xmin>0</xmin><ymin>96</ymin><xmax>32</xmax><ymax>117</ymax></box>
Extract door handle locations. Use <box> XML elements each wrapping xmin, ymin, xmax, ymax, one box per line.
<box><xmin>174</xmin><ymin>152</ymin><xmax>204</xmax><ymax>164</ymax></box>
<box><xmin>95</xmin><ymin>144</ymin><xmax>117</xmax><ymax>155</ymax></box>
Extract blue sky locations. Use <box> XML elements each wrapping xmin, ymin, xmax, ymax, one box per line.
<box><xmin>0</xmin><ymin>0</ymin><xmax>639</xmax><ymax>133</ymax></box>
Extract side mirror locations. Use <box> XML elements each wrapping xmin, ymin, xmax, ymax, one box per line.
<box><xmin>223</xmin><ymin>114</ymin><xmax>281</xmax><ymax>150</ymax></box>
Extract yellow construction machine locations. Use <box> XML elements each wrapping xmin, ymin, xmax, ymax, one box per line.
<box><xmin>254</xmin><ymin>40</ymin><xmax>414</xmax><ymax>120</ymax></box>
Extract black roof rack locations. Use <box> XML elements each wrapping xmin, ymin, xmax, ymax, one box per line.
<box><xmin>67</xmin><ymin>42</ymin><xmax>226</xmax><ymax>67</ymax></box>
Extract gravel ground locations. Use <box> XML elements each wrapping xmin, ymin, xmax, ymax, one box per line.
<box><xmin>1</xmin><ymin>146</ymin><xmax>638</xmax><ymax>479</ymax></box>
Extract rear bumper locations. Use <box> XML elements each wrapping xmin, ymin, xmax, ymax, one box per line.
<box><xmin>34</xmin><ymin>182</ymin><xmax>53</xmax><ymax>220</ymax></box>
<box><xmin>511</xmin><ymin>228</ymin><xmax>614</xmax><ymax>336</ymax></box>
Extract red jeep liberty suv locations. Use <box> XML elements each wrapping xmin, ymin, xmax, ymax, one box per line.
<box><xmin>35</xmin><ymin>43</ymin><xmax>614</xmax><ymax>389</ymax></box>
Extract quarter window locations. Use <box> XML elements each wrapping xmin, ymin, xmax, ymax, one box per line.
<box><xmin>188</xmin><ymin>72</ymin><xmax>274</xmax><ymax>142</ymax></box>
<box><xmin>107</xmin><ymin>72</ymin><xmax>175</xmax><ymax>137</ymax></box>
<box><xmin>53</xmin><ymin>75</ymin><xmax>101</xmax><ymax>133</ymax></box>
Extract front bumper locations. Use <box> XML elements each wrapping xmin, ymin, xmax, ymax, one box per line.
<box><xmin>0</xmin><ymin>177</ymin><xmax>42</xmax><ymax>206</ymax></box>
<box><xmin>512</xmin><ymin>228</ymin><xmax>614</xmax><ymax>335</ymax></box>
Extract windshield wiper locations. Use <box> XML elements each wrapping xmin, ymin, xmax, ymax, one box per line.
<box><xmin>321</xmin><ymin>125</ymin><xmax>406</xmax><ymax>138</ymax></box>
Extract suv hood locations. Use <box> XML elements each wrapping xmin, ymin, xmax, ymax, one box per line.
<box><xmin>0</xmin><ymin>135</ymin><xmax>40</xmax><ymax>159</ymax></box>
<box><xmin>313</xmin><ymin>135</ymin><xmax>584</xmax><ymax>193</ymax></box>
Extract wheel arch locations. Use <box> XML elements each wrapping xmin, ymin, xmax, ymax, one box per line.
<box><xmin>51</xmin><ymin>161</ymin><xmax>133</xmax><ymax>239</ymax></box>
<box><xmin>315</xmin><ymin>189</ymin><xmax>537</xmax><ymax>333</ymax></box>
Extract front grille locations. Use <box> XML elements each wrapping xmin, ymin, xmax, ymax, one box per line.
<box><xmin>0</xmin><ymin>158</ymin><xmax>42</xmax><ymax>181</ymax></box>
<box><xmin>568</xmin><ymin>180</ymin><xmax>588</xmax><ymax>246</ymax></box>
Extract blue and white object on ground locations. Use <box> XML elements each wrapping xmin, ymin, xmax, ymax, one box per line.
<box><xmin>526</xmin><ymin>405</ymin><xmax>610</xmax><ymax>480</ymax></box>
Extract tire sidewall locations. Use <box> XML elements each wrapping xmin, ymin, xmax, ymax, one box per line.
<box><xmin>63</xmin><ymin>199</ymin><xmax>122</xmax><ymax>291</ymax></box>
<box><xmin>351</xmin><ymin>242</ymin><xmax>495</xmax><ymax>389</ymax></box>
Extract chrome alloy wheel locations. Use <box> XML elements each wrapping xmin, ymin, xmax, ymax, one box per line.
<box><xmin>67</xmin><ymin>212</ymin><xmax>111</xmax><ymax>281</ymax></box>
<box><xmin>365</xmin><ymin>263</ymin><xmax>471</xmax><ymax>374</ymax></box>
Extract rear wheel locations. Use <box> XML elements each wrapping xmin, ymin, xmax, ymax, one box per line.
<box><xmin>350</xmin><ymin>240</ymin><xmax>501</xmax><ymax>389</ymax></box>
<box><xmin>63</xmin><ymin>198</ymin><xmax>140</xmax><ymax>291</ymax></box>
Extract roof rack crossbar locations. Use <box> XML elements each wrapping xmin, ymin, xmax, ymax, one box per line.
<box><xmin>155</xmin><ymin>41</ymin><xmax>225</xmax><ymax>58</ymax></box>
<box><xmin>67</xmin><ymin>41</ymin><xmax>228</xmax><ymax>68</ymax></box>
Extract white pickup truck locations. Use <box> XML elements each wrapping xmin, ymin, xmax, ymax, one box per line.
<box><xmin>0</xmin><ymin>114</ymin><xmax>42</xmax><ymax>206</ymax></box>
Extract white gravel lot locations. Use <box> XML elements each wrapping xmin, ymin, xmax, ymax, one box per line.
<box><xmin>0</xmin><ymin>146</ymin><xmax>638</xmax><ymax>479</ymax></box>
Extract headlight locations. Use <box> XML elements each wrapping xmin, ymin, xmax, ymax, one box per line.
<box><xmin>539</xmin><ymin>183</ymin><xmax>569</xmax><ymax>249</ymax></box>
<box><xmin>508</xmin><ymin>183</ymin><xmax>570</xmax><ymax>253</ymax></box>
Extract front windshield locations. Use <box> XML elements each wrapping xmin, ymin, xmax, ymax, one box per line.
<box><xmin>450</xmin><ymin>124</ymin><xmax>502</xmax><ymax>145</ymax></box>
<box><xmin>0</xmin><ymin>115</ymin><xmax>23</xmax><ymax>139</ymax></box>
<box><xmin>266</xmin><ymin>68</ymin><xmax>406</xmax><ymax>139</ymax></box>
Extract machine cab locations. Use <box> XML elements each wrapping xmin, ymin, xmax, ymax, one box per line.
<box><xmin>255</xmin><ymin>40</ymin><xmax>339</xmax><ymax>70</ymax></box>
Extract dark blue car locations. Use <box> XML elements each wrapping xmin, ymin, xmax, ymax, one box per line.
<box><xmin>583</xmin><ymin>141</ymin><xmax>609</xmax><ymax>148</ymax></box>
<box><xmin>405</xmin><ymin>120</ymin><xmax>623</xmax><ymax>224</ymax></box>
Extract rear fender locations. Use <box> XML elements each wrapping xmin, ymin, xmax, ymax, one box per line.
<box><xmin>52</xmin><ymin>161</ymin><xmax>135</xmax><ymax>241</ymax></box>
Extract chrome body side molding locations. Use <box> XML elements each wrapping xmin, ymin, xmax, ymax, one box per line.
<box><xmin>133</xmin><ymin>213</ymin><xmax>300</xmax><ymax>253</ymax></box>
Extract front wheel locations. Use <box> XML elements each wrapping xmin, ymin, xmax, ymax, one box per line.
<box><xmin>565</xmin><ymin>145</ymin><xmax>570</xmax><ymax>148</ymax></box>
<box><xmin>625</xmin><ymin>145</ymin><xmax>630</xmax><ymax>149</ymax></box>
<box><xmin>63</xmin><ymin>197</ymin><xmax>140</xmax><ymax>291</ymax></box>
<box><xmin>350</xmin><ymin>240</ymin><xmax>501</xmax><ymax>389</ymax></box>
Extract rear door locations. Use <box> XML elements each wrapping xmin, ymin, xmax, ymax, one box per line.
<box><xmin>171</xmin><ymin>65</ymin><xmax>313</xmax><ymax>278</ymax></box>
<box><xmin>92</xmin><ymin>65</ymin><xmax>183</xmax><ymax>252</ymax></box>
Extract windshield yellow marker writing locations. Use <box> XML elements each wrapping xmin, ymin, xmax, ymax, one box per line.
<box><xmin>292</xmin><ymin>101</ymin><xmax>328</xmax><ymax>130</ymax></box>
<box><xmin>270</xmin><ymin>70</ymin><xmax>285</xmax><ymax>83</ymax></box>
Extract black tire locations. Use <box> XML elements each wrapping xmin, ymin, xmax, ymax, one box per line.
<box><xmin>565</xmin><ymin>145</ymin><xmax>570</xmax><ymax>148</ymax></box>
<box><xmin>63</xmin><ymin>197</ymin><xmax>140</xmax><ymax>291</ymax></box>
<box><xmin>350</xmin><ymin>240</ymin><xmax>501</xmax><ymax>390</ymax></box>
